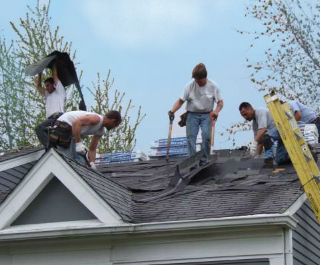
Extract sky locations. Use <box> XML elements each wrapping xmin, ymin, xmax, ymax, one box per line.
<box><xmin>0</xmin><ymin>0</ymin><xmax>271</xmax><ymax>154</ymax></box>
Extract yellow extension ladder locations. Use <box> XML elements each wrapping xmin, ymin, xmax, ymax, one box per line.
<box><xmin>264</xmin><ymin>92</ymin><xmax>320</xmax><ymax>224</ymax></box>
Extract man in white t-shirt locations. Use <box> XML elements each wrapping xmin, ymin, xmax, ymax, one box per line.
<box><xmin>35</xmin><ymin>63</ymin><xmax>66</xmax><ymax>147</ymax></box>
<box><xmin>168</xmin><ymin>63</ymin><xmax>224</xmax><ymax>165</ymax></box>
<box><xmin>51</xmin><ymin>110</ymin><xmax>122</xmax><ymax>169</ymax></box>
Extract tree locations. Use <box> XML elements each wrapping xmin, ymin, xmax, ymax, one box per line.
<box><xmin>86</xmin><ymin>71</ymin><xmax>145</xmax><ymax>153</ymax></box>
<box><xmin>0</xmin><ymin>0</ymin><xmax>145</xmax><ymax>152</ymax></box>
<box><xmin>242</xmin><ymin>0</ymin><xmax>320</xmax><ymax>111</ymax></box>
<box><xmin>0</xmin><ymin>39</ymin><xmax>33</xmax><ymax>149</ymax></box>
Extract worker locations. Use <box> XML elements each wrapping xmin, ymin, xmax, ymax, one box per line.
<box><xmin>168</xmin><ymin>63</ymin><xmax>223</xmax><ymax>165</ymax></box>
<box><xmin>35</xmin><ymin>63</ymin><xmax>66</xmax><ymax>147</ymax></box>
<box><xmin>239</xmin><ymin>102</ymin><xmax>275</xmax><ymax>165</ymax></box>
<box><xmin>287</xmin><ymin>101</ymin><xmax>320</xmax><ymax>142</ymax></box>
<box><xmin>50</xmin><ymin>110</ymin><xmax>121</xmax><ymax>169</ymax></box>
<box><xmin>265</xmin><ymin>100</ymin><xmax>319</xmax><ymax>165</ymax></box>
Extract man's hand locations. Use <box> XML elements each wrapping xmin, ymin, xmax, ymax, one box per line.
<box><xmin>210</xmin><ymin>110</ymin><xmax>219</xmax><ymax>123</ymax></box>
<box><xmin>250</xmin><ymin>140</ymin><xmax>258</xmax><ymax>157</ymax></box>
<box><xmin>168</xmin><ymin>111</ymin><xmax>175</xmax><ymax>120</ymax></box>
<box><xmin>89</xmin><ymin>162</ymin><xmax>97</xmax><ymax>170</ymax></box>
<box><xmin>75</xmin><ymin>142</ymin><xmax>88</xmax><ymax>155</ymax></box>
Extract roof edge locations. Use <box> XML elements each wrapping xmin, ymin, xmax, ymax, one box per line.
<box><xmin>0</xmin><ymin>149</ymin><xmax>44</xmax><ymax>172</ymax></box>
<box><xmin>0</xmin><ymin>213</ymin><xmax>297</xmax><ymax>242</ymax></box>
<box><xmin>284</xmin><ymin>193</ymin><xmax>308</xmax><ymax>216</ymax></box>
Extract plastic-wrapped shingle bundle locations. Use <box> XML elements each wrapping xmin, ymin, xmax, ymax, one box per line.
<box><xmin>95</xmin><ymin>150</ymin><xmax>148</xmax><ymax>165</ymax></box>
<box><xmin>148</xmin><ymin>136</ymin><xmax>201</xmax><ymax>159</ymax></box>
<box><xmin>299</xmin><ymin>124</ymin><xmax>319</xmax><ymax>144</ymax></box>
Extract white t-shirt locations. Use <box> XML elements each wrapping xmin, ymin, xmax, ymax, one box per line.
<box><xmin>57</xmin><ymin>111</ymin><xmax>105</xmax><ymax>137</ymax></box>
<box><xmin>252</xmin><ymin>109</ymin><xmax>275</xmax><ymax>137</ymax></box>
<box><xmin>182</xmin><ymin>79</ymin><xmax>222</xmax><ymax>112</ymax></box>
<box><xmin>45</xmin><ymin>80</ymin><xmax>65</xmax><ymax>118</ymax></box>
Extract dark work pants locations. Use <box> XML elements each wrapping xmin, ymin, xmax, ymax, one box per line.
<box><xmin>35</xmin><ymin>113</ymin><xmax>63</xmax><ymax>148</ymax></box>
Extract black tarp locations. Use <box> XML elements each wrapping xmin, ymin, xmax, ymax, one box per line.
<box><xmin>25</xmin><ymin>51</ymin><xmax>86</xmax><ymax>111</ymax></box>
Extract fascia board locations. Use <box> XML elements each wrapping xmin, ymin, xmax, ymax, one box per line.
<box><xmin>0</xmin><ymin>213</ymin><xmax>297</xmax><ymax>242</ymax></box>
<box><xmin>0</xmin><ymin>149</ymin><xmax>123</xmax><ymax>229</ymax></box>
<box><xmin>284</xmin><ymin>193</ymin><xmax>308</xmax><ymax>216</ymax></box>
<box><xmin>0</xmin><ymin>149</ymin><xmax>45</xmax><ymax>172</ymax></box>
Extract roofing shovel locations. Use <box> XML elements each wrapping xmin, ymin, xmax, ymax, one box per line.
<box><xmin>210</xmin><ymin>121</ymin><xmax>216</xmax><ymax>155</ymax></box>
<box><xmin>166</xmin><ymin>114</ymin><xmax>175</xmax><ymax>165</ymax></box>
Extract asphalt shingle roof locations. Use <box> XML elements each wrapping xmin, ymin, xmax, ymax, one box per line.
<box><xmin>0</xmin><ymin>146</ymin><xmax>312</xmax><ymax>224</ymax></box>
<box><xmin>0</xmin><ymin>147</ymin><xmax>43</xmax><ymax>163</ymax></box>
<box><xmin>0</xmin><ymin>161</ymin><xmax>36</xmax><ymax>204</ymax></box>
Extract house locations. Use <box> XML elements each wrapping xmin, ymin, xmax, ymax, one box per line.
<box><xmin>0</xmin><ymin>146</ymin><xmax>319</xmax><ymax>265</ymax></box>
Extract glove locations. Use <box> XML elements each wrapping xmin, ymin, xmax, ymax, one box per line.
<box><xmin>75</xmin><ymin>142</ymin><xmax>88</xmax><ymax>155</ymax></box>
<box><xmin>90</xmin><ymin>162</ymin><xmax>97</xmax><ymax>170</ymax></box>
<box><xmin>249</xmin><ymin>141</ymin><xmax>258</xmax><ymax>157</ymax></box>
<box><xmin>168</xmin><ymin>111</ymin><xmax>175</xmax><ymax>121</ymax></box>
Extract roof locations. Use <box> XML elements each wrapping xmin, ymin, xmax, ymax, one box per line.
<box><xmin>0</xmin><ymin>147</ymin><xmax>43</xmax><ymax>163</ymax></box>
<box><xmin>0</xmin><ymin>146</ymin><xmax>312</xmax><ymax>224</ymax></box>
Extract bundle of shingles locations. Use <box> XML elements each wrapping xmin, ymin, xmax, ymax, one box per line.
<box><xmin>148</xmin><ymin>136</ymin><xmax>202</xmax><ymax>160</ymax></box>
<box><xmin>299</xmin><ymin>124</ymin><xmax>319</xmax><ymax>145</ymax></box>
<box><xmin>95</xmin><ymin>150</ymin><xmax>148</xmax><ymax>165</ymax></box>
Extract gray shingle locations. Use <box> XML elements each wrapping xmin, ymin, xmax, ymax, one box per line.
<box><xmin>0</xmin><ymin>161</ymin><xmax>36</xmax><ymax>201</ymax></box>
<box><xmin>0</xmin><ymin>147</ymin><xmax>43</xmax><ymax>163</ymax></box>
<box><xmin>0</xmin><ymin>148</ymin><xmax>307</xmax><ymax>224</ymax></box>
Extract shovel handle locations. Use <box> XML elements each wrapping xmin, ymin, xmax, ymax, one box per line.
<box><xmin>210</xmin><ymin>122</ymin><xmax>216</xmax><ymax>155</ymax></box>
<box><xmin>166</xmin><ymin>123</ymin><xmax>173</xmax><ymax>160</ymax></box>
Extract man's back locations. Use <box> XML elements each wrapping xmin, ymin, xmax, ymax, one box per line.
<box><xmin>58</xmin><ymin>111</ymin><xmax>105</xmax><ymax>136</ymax></box>
<box><xmin>252</xmin><ymin>108</ymin><xmax>275</xmax><ymax>137</ymax></box>
<box><xmin>288</xmin><ymin>101</ymin><xmax>317</xmax><ymax>123</ymax></box>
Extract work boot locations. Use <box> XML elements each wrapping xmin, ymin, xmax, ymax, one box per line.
<box><xmin>263</xmin><ymin>157</ymin><xmax>274</xmax><ymax>168</ymax></box>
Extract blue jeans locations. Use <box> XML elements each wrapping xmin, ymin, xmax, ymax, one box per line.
<box><xmin>57</xmin><ymin>139</ymin><xmax>87</xmax><ymax>165</ymax></box>
<box><xmin>266</xmin><ymin>127</ymin><xmax>290</xmax><ymax>165</ymax></box>
<box><xmin>186</xmin><ymin>112</ymin><xmax>212</xmax><ymax>162</ymax></box>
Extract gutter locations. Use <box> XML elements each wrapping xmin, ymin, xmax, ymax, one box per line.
<box><xmin>0</xmin><ymin>213</ymin><xmax>298</xmax><ymax>242</ymax></box>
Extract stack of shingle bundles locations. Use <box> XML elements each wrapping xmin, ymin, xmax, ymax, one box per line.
<box><xmin>148</xmin><ymin>136</ymin><xmax>201</xmax><ymax>160</ymax></box>
<box><xmin>299</xmin><ymin>124</ymin><xmax>319</xmax><ymax>145</ymax></box>
<box><xmin>95</xmin><ymin>150</ymin><xmax>148</xmax><ymax>165</ymax></box>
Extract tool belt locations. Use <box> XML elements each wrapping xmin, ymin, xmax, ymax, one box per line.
<box><xmin>178</xmin><ymin>112</ymin><xmax>188</xmax><ymax>127</ymax></box>
<box><xmin>49</xmin><ymin>121</ymin><xmax>72</xmax><ymax>149</ymax></box>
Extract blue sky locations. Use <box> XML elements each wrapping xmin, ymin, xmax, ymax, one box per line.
<box><xmin>0</xmin><ymin>0</ymin><xmax>271</xmax><ymax>153</ymax></box>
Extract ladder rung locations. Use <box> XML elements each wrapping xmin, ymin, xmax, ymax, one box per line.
<box><xmin>294</xmin><ymin>131</ymin><xmax>303</xmax><ymax>141</ymax></box>
<box><xmin>285</xmin><ymin>110</ymin><xmax>292</xmax><ymax>119</ymax></box>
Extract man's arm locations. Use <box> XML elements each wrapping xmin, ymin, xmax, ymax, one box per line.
<box><xmin>255</xmin><ymin>128</ymin><xmax>267</xmax><ymax>155</ymax></box>
<box><xmin>170</xmin><ymin>98</ymin><xmax>185</xmax><ymax>113</ymax></box>
<box><xmin>72</xmin><ymin>115</ymin><xmax>101</xmax><ymax>143</ymax></box>
<box><xmin>88</xmin><ymin>135</ymin><xmax>101</xmax><ymax>163</ymax></box>
<box><xmin>35</xmin><ymin>73</ymin><xmax>45</xmax><ymax>96</ymax></box>
<box><xmin>52</xmin><ymin>63</ymin><xmax>59</xmax><ymax>85</ymax></box>
<box><xmin>210</xmin><ymin>100</ymin><xmax>224</xmax><ymax>122</ymax></box>
<box><xmin>255</xmin><ymin>128</ymin><xmax>267</xmax><ymax>143</ymax></box>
